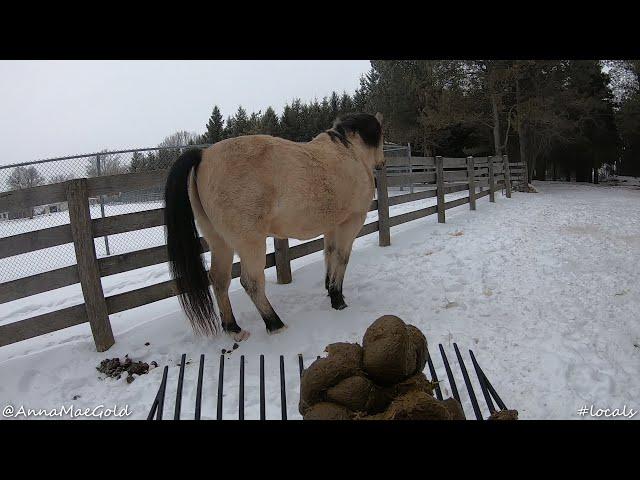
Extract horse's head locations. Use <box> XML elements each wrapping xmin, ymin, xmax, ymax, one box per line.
<box><xmin>327</xmin><ymin>112</ymin><xmax>385</xmax><ymax>170</ymax></box>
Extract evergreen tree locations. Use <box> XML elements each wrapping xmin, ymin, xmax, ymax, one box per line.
<box><xmin>339</xmin><ymin>92</ymin><xmax>354</xmax><ymax>114</ymax></box>
<box><xmin>223</xmin><ymin>116</ymin><xmax>234</xmax><ymax>139</ymax></box>
<box><xmin>329</xmin><ymin>91</ymin><xmax>340</xmax><ymax>118</ymax></box>
<box><xmin>280</xmin><ymin>100</ymin><xmax>306</xmax><ymax>141</ymax></box>
<box><xmin>227</xmin><ymin>106</ymin><xmax>250</xmax><ymax>137</ymax></box>
<box><xmin>261</xmin><ymin>106</ymin><xmax>280</xmax><ymax>136</ymax></box>
<box><xmin>248</xmin><ymin>110</ymin><xmax>262</xmax><ymax>134</ymax></box>
<box><xmin>204</xmin><ymin>105</ymin><xmax>225</xmax><ymax>144</ymax></box>
<box><xmin>320</xmin><ymin>97</ymin><xmax>333</xmax><ymax>128</ymax></box>
<box><xmin>129</xmin><ymin>151</ymin><xmax>146</xmax><ymax>172</ymax></box>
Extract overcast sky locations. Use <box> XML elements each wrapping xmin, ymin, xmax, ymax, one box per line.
<box><xmin>0</xmin><ymin>60</ymin><xmax>371</xmax><ymax>166</ymax></box>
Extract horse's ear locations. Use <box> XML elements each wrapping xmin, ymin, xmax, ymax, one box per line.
<box><xmin>375</xmin><ymin>112</ymin><xmax>383</xmax><ymax>125</ymax></box>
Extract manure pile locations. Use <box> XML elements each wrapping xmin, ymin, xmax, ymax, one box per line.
<box><xmin>299</xmin><ymin>315</ymin><xmax>468</xmax><ymax>420</ymax></box>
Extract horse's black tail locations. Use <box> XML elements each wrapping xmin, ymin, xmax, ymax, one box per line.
<box><xmin>164</xmin><ymin>148</ymin><xmax>219</xmax><ymax>336</ymax></box>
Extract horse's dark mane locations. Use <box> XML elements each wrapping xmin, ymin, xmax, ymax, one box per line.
<box><xmin>326</xmin><ymin>113</ymin><xmax>382</xmax><ymax>149</ymax></box>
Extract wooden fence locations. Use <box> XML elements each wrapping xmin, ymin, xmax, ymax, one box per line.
<box><xmin>0</xmin><ymin>155</ymin><xmax>522</xmax><ymax>351</ymax></box>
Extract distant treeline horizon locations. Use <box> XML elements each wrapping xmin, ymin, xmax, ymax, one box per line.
<box><xmin>7</xmin><ymin>60</ymin><xmax>639</xmax><ymax>192</ymax></box>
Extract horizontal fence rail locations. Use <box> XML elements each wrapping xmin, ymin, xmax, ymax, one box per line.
<box><xmin>0</xmin><ymin>154</ymin><xmax>521</xmax><ymax>351</ymax></box>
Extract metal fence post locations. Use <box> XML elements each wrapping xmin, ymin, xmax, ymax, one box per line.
<box><xmin>436</xmin><ymin>156</ymin><xmax>445</xmax><ymax>223</ymax></box>
<box><xmin>503</xmin><ymin>154</ymin><xmax>512</xmax><ymax>198</ymax></box>
<box><xmin>67</xmin><ymin>178</ymin><xmax>115</xmax><ymax>352</ymax></box>
<box><xmin>375</xmin><ymin>165</ymin><xmax>391</xmax><ymax>246</ymax></box>
<box><xmin>467</xmin><ymin>156</ymin><xmax>476</xmax><ymax>211</ymax></box>
<box><xmin>273</xmin><ymin>238</ymin><xmax>292</xmax><ymax>284</ymax></box>
<box><xmin>487</xmin><ymin>155</ymin><xmax>496</xmax><ymax>203</ymax></box>
<box><xmin>96</xmin><ymin>154</ymin><xmax>110</xmax><ymax>256</ymax></box>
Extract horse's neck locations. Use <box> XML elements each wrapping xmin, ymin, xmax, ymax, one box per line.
<box><xmin>309</xmin><ymin>133</ymin><xmax>374</xmax><ymax>170</ymax></box>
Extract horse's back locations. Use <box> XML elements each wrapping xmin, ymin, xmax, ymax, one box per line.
<box><xmin>196</xmin><ymin>134</ymin><xmax>372</xmax><ymax>240</ymax></box>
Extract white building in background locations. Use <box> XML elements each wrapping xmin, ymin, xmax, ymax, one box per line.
<box><xmin>1</xmin><ymin>201</ymin><xmax>68</xmax><ymax>221</ymax></box>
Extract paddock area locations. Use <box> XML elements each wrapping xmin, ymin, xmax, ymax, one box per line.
<box><xmin>1</xmin><ymin>180</ymin><xmax>638</xmax><ymax>419</ymax></box>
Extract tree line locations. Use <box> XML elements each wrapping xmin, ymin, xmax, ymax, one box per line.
<box><xmin>6</xmin><ymin>60</ymin><xmax>638</xmax><ymax>193</ymax></box>
<box><xmin>152</xmin><ymin>60</ymin><xmax>637</xmax><ymax>182</ymax></box>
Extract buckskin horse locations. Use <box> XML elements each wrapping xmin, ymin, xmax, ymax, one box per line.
<box><xmin>164</xmin><ymin>112</ymin><xmax>385</xmax><ymax>341</ymax></box>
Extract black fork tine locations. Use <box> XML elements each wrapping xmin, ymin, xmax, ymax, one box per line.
<box><xmin>471</xmin><ymin>353</ymin><xmax>508</xmax><ymax>410</ymax></box>
<box><xmin>239</xmin><ymin>355</ymin><xmax>245</xmax><ymax>420</ymax></box>
<box><xmin>469</xmin><ymin>349</ymin><xmax>495</xmax><ymax>414</ymax></box>
<box><xmin>174</xmin><ymin>353</ymin><xmax>186</xmax><ymax>420</ymax></box>
<box><xmin>216</xmin><ymin>353</ymin><xmax>225</xmax><ymax>420</ymax></box>
<box><xmin>194</xmin><ymin>354</ymin><xmax>205</xmax><ymax>420</ymax></box>
<box><xmin>147</xmin><ymin>364</ymin><xmax>168</xmax><ymax>420</ymax></box>
<box><xmin>453</xmin><ymin>343</ymin><xmax>482</xmax><ymax>420</ymax></box>
<box><xmin>438</xmin><ymin>344</ymin><xmax>460</xmax><ymax>403</ymax></box>
<box><xmin>259</xmin><ymin>354</ymin><xmax>266</xmax><ymax>420</ymax></box>
<box><xmin>298</xmin><ymin>354</ymin><xmax>304</xmax><ymax>377</ymax></box>
<box><xmin>155</xmin><ymin>365</ymin><xmax>169</xmax><ymax>421</ymax></box>
<box><xmin>426</xmin><ymin>350</ymin><xmax>443</xmax><ymax>401</ymax></box>
<box><xmin>280</xmin><ymin>355</ymin><xmax>287</xmax><ymax>420</ymax></box>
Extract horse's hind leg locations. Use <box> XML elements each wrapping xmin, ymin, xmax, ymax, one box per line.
<box><xmin>324</xmin><ymin>230</ymin><xmax>336</xmax><ymax>295</ymax></box>
<box><xmin>201</xmin><ymin>227</ymin><xmax>250</xmax><ymax>341</ymax></box>
<box><xmin>237</xmin><ymin>237</ymin><xmax>287</xmax><ymax>334</ymax></box>
<box><xmin>326</xmin><ymin>212</ymin><xmax>366</xmax><ymax>310</ymax></box>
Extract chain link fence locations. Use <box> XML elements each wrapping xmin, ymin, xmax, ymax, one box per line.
<box><xmin>1</xmin><ymin>142</ymin><xmax>408</xmax><ymax>284</ymax></box>
<box><xmin>0</xmin><ymin>145</ymin><xmax>211</xmax><ymax>283</ymax></box>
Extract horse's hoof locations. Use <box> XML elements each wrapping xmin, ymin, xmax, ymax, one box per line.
<box><xmin>231</xmin><ymin>330</ymin><xmax>251</xmax><ymax>342</ymax></box>
<box><xmin>267</xmin><ymin>324</ymin><xmax>288</xmax><ymax>335</ymax></box>
<box><xmin>332</xmin><ymin>302</ymin><xmax>348</xmax><ymax>310</ymax></box>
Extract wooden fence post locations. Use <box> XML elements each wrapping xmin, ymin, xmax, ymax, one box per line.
<box><xmin>503</xmin><ymin>154</ymin><xmax>512</xmax><ymax>198</ymax></box>
<box><xmin>375</xmin><ymin>165</ymin><xmax>391</xmax><ymax>246</ymax></box>
<box><xmin>467</xmin><ymin>156</ymin><xmax>476</xmax><ymax>211</ymax></box>
<box><xmin>487</xmin><ymin>155</ymin><xmax>496</xmax><ymax>203</ymax></box>
<box><xmin>67</xmin><ymin>178</ymin><xmax>115</xmax><ymax>352</ymax></box>
<box><xmin>273</xmin><ymin>238</ymin><xmax>292</xmax><ymax>284</ymax></box>
<box><xmin>436</xmin><ymin>156</ymin><xmax>445</xmax><ymax>223</ymax></box>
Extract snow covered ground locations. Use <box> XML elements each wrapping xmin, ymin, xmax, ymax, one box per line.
<box><xmin>0</xmin><ymin>181</ymin><xmax>639</xmax><ymax>420</ymax></box>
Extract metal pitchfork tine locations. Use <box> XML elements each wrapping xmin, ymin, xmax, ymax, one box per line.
<box><xmin>426</xmin><ymin>350</ymin><xmax>443</xmax><ymax>401</ymax></box>
<box><xmin>468</xmin><ymin>349</ymin><xmax>496</xmax><ymax>414</ymax></box>
<box><xmin>259</xmin><ymin>354</ymin><xmax>265</xmax><ymax>420</ymax></box>
<box><xmin>298</xmin><ymin>353</ymin><xmax>304</xmax><ymax>378</ymax></box>
<box><xmin>280</xmin><ymin>355</ymin><xmax>287</xmax><ymax>420</ymax></box>
<box><xmin>194</xmin><ymin>354</ymin><xmax>205</xmax><ymax>420</ymax></box>
<box><xmin>469</xmin><ymin>349</ymin><xmax>508</xmax><ymax>411</ymax></box>
<box><xmin>453</xmin><ymin>343</ymin><xmax>482</xmax><ymax>420</ymax></box>
<box><xmin>174</xmin><ymin>353</ymin><xmax>186</xmax><ymax>420</ymax></box>
<box><xmin>239</xmin><ymin>355</ymin><xmax>245</xmax><ymax>420</ymax></box>
<box><xmin>217</xmin><ymin>353</ymin><xmax>225</xmax><ymax>420</ymax></box>
<box><xmin>438</xmin><ymin>344</ymin><xmax>461</xmax><ymax>404</ymax></box>
<box><xmin>147</xmin><ymin>365</ymin><xmax>169</xmax><ymax>421</ymax></box>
